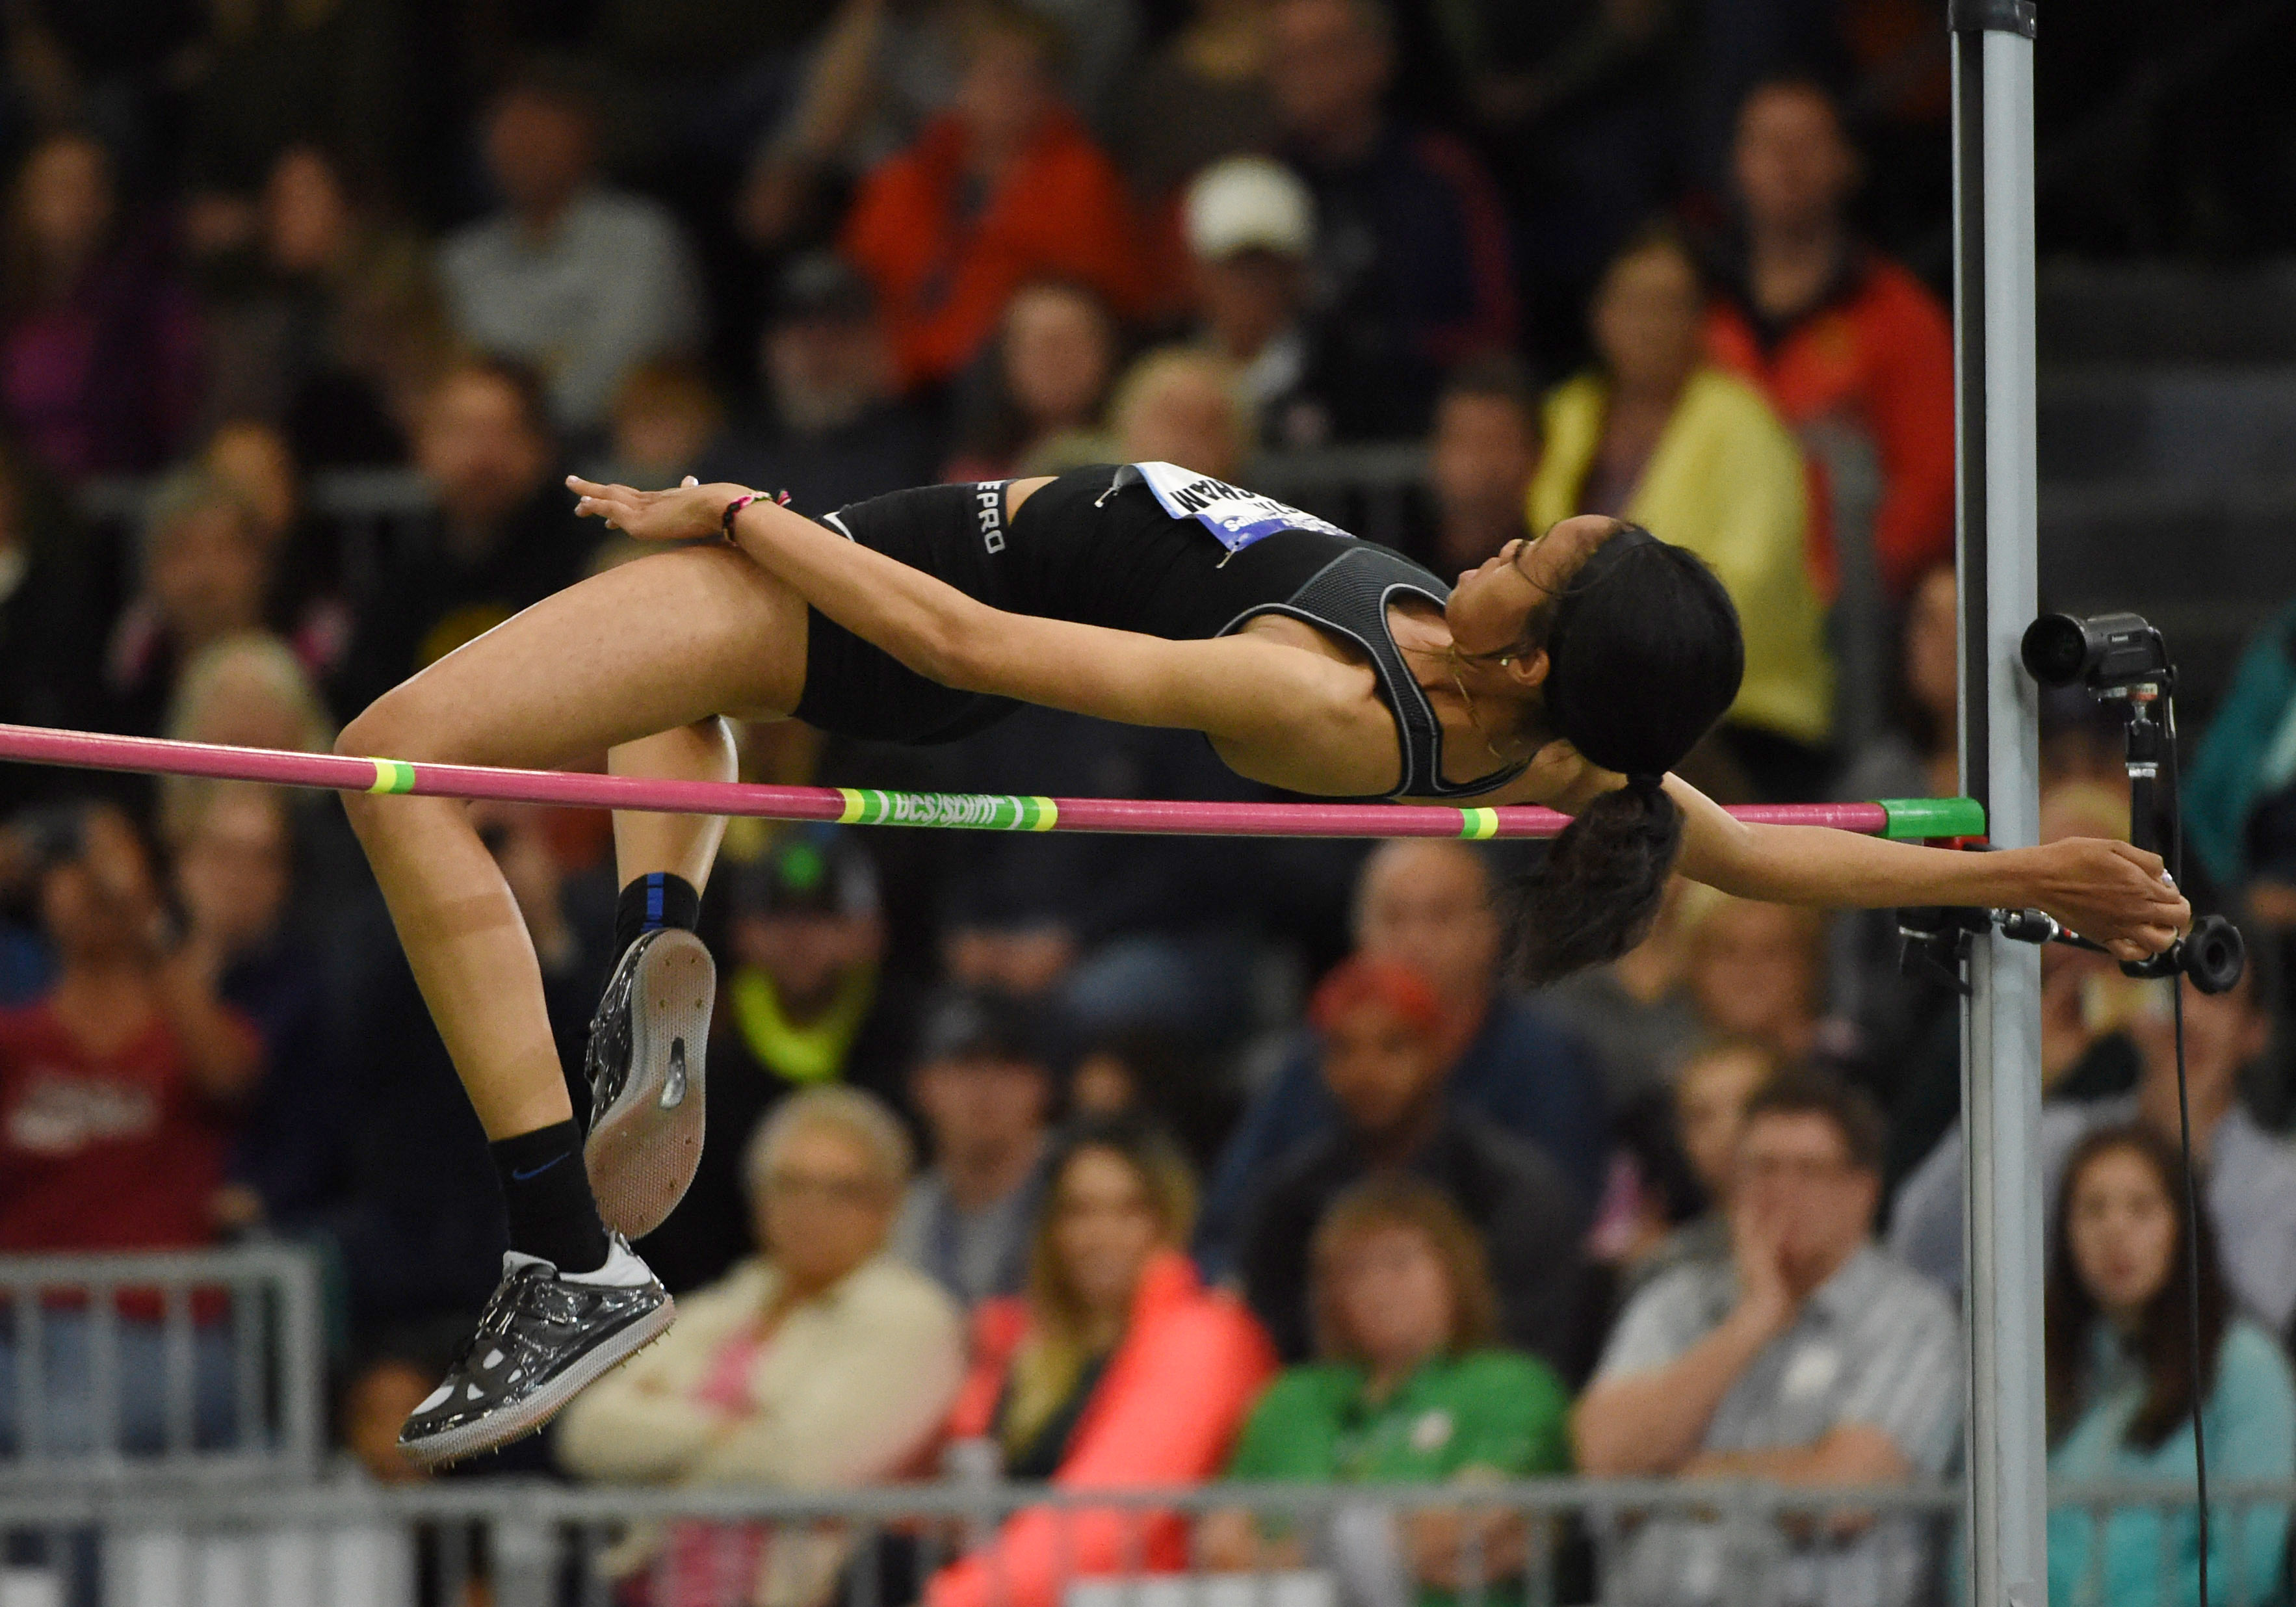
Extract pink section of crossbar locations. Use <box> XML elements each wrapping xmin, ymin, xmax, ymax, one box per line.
<box><xmin>0</xmin><ymin>722</ymin><xmax>1892</xmax><ymax>840</ymax></box>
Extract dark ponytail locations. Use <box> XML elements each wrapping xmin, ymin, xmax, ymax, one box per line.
<box><xmin>1501</xmin><ymin>525</ymin><xmax>1743</xmax><ymax>987</ymax></box>
<box><xmin>1508</xmin><ymin>778</ymin><xmax>1680</xmax><ymax>986</ymax></box>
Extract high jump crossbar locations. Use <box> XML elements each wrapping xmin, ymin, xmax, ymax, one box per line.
<box><xmin>0</xmin><ymin>722</ymin><xmax>1984</xmax><ymax>842</ymax></box>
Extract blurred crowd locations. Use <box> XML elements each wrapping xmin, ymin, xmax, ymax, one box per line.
<box><xmin>3</xmin><ymin>1</ymin><xmax>2296</xmax><ymax>1605</ymax></box>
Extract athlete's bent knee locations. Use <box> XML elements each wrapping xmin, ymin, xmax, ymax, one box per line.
<box><xmin>335</xmin><ymin>695</ymin><xmax>413</xmax><ymax>766</ymax></box>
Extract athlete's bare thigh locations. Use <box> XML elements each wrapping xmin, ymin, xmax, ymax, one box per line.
<box><xmin>339</xmin><ymin>542</ymin><xmax>809</xmax><ymax>765</ymax></box>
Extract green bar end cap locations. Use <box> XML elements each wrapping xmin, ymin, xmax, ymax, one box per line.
<box><xmin>1878</xmin><ymin>796</ymin><xmax>1987</xmax><ymax>841</ymax></box>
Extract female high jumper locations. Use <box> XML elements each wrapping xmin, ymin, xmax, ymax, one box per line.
<box><xmin>341</xmin><ymin>462</ymin><xmax>2187</xmax><ymax>1464</ymax></box>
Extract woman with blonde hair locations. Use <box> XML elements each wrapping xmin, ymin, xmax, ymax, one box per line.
<box><xmin>1204</xmin><ymin>1176</ymin><xmax>1570</xmax><ymax>1606</ymax></box>
<box><xmin>559</xmin><ymin>1086</ymin><xmax>965</xmax><ymax>1606</ymax></box>
<box><xmin>1107</xmin><ymin>346</ymin><xmax>1249</xmax><ymax>484</ymax></box>
<box><xmin>165</xmin><ymin>629</ymin><xmax>335</xmax><ymax>750</ymax></box>
<box><xmin>930</xmin><ymin>1117</ymin><xmax>1275</xmax><ymax>1607</ymax></box>
<box><xmin>161</xmin><ymin>629</ymin><xmax>375</xmax><ymax>908</ymax></box>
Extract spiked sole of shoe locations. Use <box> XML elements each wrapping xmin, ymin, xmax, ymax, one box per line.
<box><xmin>397</xmin><ymin>1294</ymin><xmax>675</xmax><ymax>1470</ymax></box>
<box><xmin>585</xmin><ymin>929</ymin><xmax>714</xmax><ymax>1240</ymax></box>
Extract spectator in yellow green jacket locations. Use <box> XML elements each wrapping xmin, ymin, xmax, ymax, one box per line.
<box><xmin>1201</xmin><ymin>1175</ymin><xmax>1571</xmax><ymax>1607</ymax></box>
<box><xmin>1527</xmin><ymin>229</ymin><xmax>1834</xmax><ymax>800</ymax></box>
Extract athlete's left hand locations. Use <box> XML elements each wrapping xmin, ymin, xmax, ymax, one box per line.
<box><xmin>568</xmin><ymin>475</ymin><xmax>754</xmax><ymax>542</ymax></box>
<box><xmin>2024</xmin><ymin>837</ymin><xmax>2190</xmax><ymax>962</ymax></box>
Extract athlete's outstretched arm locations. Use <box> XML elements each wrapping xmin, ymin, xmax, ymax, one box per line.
<box><xmin>1673</xmin><ymin>778</ymin><xmax>2184</xmax><ymax>960</ymax></box>
<box><xmin>1457</xmin><ymin>755</ymin><xmax>2185</xmax><ymax>959</ymax></box>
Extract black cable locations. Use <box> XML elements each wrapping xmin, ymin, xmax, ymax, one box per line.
<box><xmin>2165</xmin><ymin>695</ymin><xmax>2212</xmax><ymax>1605</ymax></box>
<box><xmin>2174</xmin><ymin>973</ymin><xmax>2210</xmax><ymax>1606</ymax></box>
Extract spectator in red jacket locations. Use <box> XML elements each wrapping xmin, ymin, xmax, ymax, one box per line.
<box><xmin>0</xmin><ymin>801</ymin><xmax>267</xmax><ymax>1456</ymax></box>
<box><xmin>1704</xmin><ymin>79</ymin><xmax>1955</xmax><ymax>603</ymax></box>
<box><xmin>0</xmin><ymin>801</ymin><xmax>263</xmax><ymax>1257</ymax></box>
<box><xmin>930</xmin><ymin>1118</ymin><xmax>1275</xmax><ymax>1607</ymax></box>
<box><xmin>841</xmin><ymin>3</ymin><xmax>1151</xmax><ymax>395</ymax></box>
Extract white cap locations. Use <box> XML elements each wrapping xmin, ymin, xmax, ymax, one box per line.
<box><xmin>1184</xmin><ymin>156</ymin><xmax>1314</xmax><ymax>262</ymax></box>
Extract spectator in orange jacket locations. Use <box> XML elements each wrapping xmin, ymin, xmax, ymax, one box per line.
<box><xmin>841</xmin><ymin>4</ymin><xmax>1152</xmax><ymax>395</ymax></box>
<box><xmin>929</xmin><ymin>1118</ymin><xmax>1276</xmax><ymax>1607</ymax></box>
<box><xmin>1704</xmin><ymin>79</ymin><xmax>1955</xmax><ymax>603</ymax></box>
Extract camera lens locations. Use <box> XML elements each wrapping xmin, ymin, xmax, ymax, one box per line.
<box><xmin>2020</xmin><ymin>614</ymin><xmax>2093</xmax><ymax>688</ymax></box>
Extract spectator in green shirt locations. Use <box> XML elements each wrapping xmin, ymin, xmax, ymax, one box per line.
<box><xmin>1202</xmin><ymin>1175</ymin><xmax>1571</xmax><ymax>1606</ymax></box>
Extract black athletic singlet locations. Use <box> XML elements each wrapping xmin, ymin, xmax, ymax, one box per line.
<box><xmin>789</xmin><ymin>463</ymin><xmax>1529</xmax><ymax>800</ymax></box>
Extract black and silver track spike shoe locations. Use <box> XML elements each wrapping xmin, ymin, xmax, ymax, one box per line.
<box><xmin>397</xmin><ymin>1237</ymin><xmax>672</xmax><ymax>1469</ymax></box>
<box><xmin>582</xmin><ymin>927</ymin><xmax>713</xmax><ymax>1239</ymax></box>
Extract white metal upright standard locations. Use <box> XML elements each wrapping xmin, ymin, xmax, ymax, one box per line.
<box><xmin>1951</xmin><ymin>1</ymin><xmax>2048</xmax><ymax>1604</ymax></box>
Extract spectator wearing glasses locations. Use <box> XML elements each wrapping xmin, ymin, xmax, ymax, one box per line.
<box><xmin>559</xmin><ymin>1087</ymin><xmax>965</xmax><ymax>1602</ymax></box>
<box><xmin>1574</xmin><ymin>1069</ymin><xmax>1958</xmax><ymax>1607</ymax></box>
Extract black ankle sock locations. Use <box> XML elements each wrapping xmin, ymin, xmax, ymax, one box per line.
<box><xmin>491</xmin><ymin>1121</ymin><xmax>610</xmax><ymax>1273</ymax></box>
<box><xmin>612</xmin><ymin>872</ymin><xmax>701</xmax><ymax>960</ymax></box>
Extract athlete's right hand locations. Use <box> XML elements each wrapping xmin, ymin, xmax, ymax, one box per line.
<box><xmin>567</xmin><ymin>475</ymin><xmax>755</xmax><ymax>542</ymax></box>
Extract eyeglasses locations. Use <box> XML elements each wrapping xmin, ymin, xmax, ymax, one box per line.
<box><xmin>762</xmin><ymin>1169</ymin><xmax>885</xmax><ymax>1207</ymax></box>
<box><xmin>1738</xmin><ymin>1154</ymin><xmax>1858</xmax><ymax>1184</ymax></box>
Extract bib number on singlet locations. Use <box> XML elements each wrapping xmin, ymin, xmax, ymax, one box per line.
<box><xmin>1114</xmin><ymin>461</ymin><xmax>1352</xmax><ymax>555</ymax></box>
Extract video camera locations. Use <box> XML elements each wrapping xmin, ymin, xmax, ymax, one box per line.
<box><xmin>1899</xmin><ymin>611</ymin><xmax>2243</xmax><ymax>996</ymax></box>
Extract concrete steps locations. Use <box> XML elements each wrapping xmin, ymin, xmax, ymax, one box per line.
<box><xmin>2034</xmin><ymin>261</ymin><xmax>2296</xmax><ymax>711</ymax></box>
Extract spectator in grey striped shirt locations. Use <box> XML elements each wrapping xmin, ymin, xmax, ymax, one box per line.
<box><xmin>1572</xmin><ymin>1069</ymin><xmax>1960</xmax><ymax>1607</ymax></box>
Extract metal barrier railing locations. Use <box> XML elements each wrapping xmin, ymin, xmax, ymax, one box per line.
<box><xmin>0</xmin><ymin>1475</ymin><xmax>2282</xmax><ymax>1607</ymax></box>
<box><xmin>1246</xmin><ymin>445</ymin><xmax>1429</xmax><ymax>555</ymax></box>
<box><xmin>0</xmin><ymin>1246</ymin><xmax>326</xmax><ymax>1486</ymax></box>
